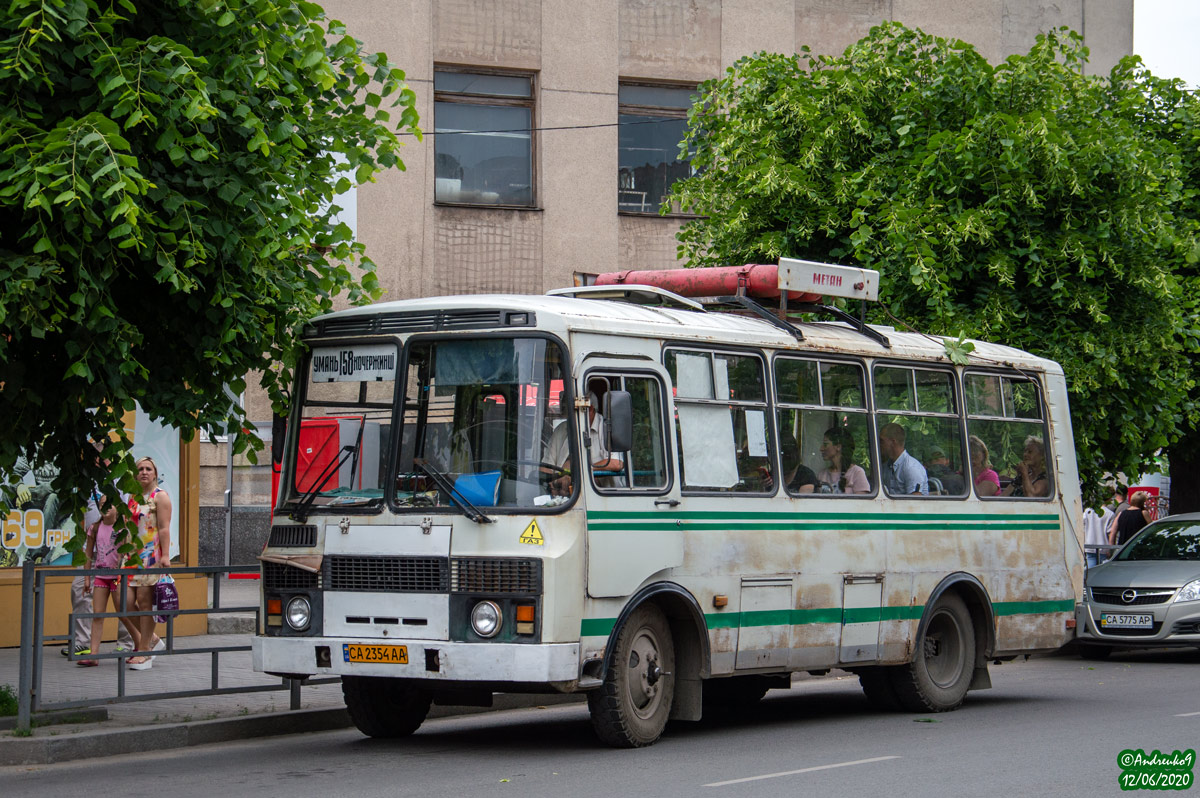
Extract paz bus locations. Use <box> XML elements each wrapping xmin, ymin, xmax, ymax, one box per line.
<box><xmin>252</xmin><ymin>259</ymin><xmax>1084</xmax><ymax>747</ymax></box>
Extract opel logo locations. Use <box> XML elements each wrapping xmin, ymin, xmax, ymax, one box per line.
<box><xmin>1122</xmin><ymin>589</ymin><xmax>1137</xmax><ymax>604</ymax></box>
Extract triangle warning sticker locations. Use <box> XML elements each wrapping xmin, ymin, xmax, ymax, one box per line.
<box><xmin>519</xmin><ymin>519</ymin><xmax>544</xmax><ymax>545</ymax></box>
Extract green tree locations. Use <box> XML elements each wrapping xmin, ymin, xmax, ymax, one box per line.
<box><xmin>670</xmin><ymin>23</ymin><xmax>1199</xmax><ymax>504</ymax></box>
<box><xmin>0</xmin><ymin>0</ymin><xmax>418</xmax><ymax>523</ymax></box>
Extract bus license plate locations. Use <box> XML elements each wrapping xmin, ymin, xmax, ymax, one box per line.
<box><xmin>343</xmin><ymin>643</ymin><xmax>409</xmax><ymax>664</ymax></box>
<box><xmin>1100</xmin><ymin>613</ymin><xmax>1152</xmax><ymax>629</ymax></box>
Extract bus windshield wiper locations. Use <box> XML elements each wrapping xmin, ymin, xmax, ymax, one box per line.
<box><xmin>290</xmin><ymin>444</ymin><xmax>357</xmax><ymax>523</ymax></box>
<box><xmin>413</xmin><ymin>458</ymin><xmax>494</xmax><ymax>524</ymax></box>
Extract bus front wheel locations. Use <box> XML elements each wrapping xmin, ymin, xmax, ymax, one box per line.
<box><xmin>342</xmin><ymin>676</ymin><xmax>432</xmax><ymax>738</ymax></box>
<box><xmin>588</xmin><ymin>603</ymin><xmax>676</xmax><ymax>747</ymax></box>
<box><xmin>891</xmin><ymin>592</ymin><xmax>976</xmax><ymax>712</ymax></box>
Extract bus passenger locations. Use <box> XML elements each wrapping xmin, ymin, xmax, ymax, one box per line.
<box><xmin>879</xmin><ymin>423</ymin><xmax>928</xmax><ymax>495</ymax></box>
<box><xmin>817</xmin><ymin>426</ymin><xmax>870</xmax><ymax>494</ymax></box>
<box><xmin>764</xmin><ymin>431</ymin><xmax>817</xmax><ymax>493</ymax></box>
<box><xmin>968</xmin><ymin>435</ymin><xmax>1000</xmax><ymax>497</ymax></box>
<box><xmin>1002</xmin><ymin>436</ymin><xmax>1049</xmax><ymax>497</ymax></box>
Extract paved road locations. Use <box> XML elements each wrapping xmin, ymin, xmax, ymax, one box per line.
<box><xmin>4</xmin><ymin>648</ymin><xmax>1197</xmax><ymax>797</ymax></box>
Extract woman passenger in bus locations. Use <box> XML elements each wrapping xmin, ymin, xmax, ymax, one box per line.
<box><xmin>968</xmin><ymin>435</ymin><xmax>1000</xmax><ymax>497</ymax></box>
<box><xmin>817</xmin><ymin>426</ymin><xmax>870</xmax><ymax>494</ymax></box>
<box><xmin>1002</xmin><ymin>435</ymin><xmax>1049</xmax><ymax>497</ymax></box>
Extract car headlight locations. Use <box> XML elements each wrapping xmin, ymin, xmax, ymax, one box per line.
<box><xmin>1175</xmin><ymin>579</ymin><xmax>1200</xmax><ymax>603</ymax></box>
<box><xmin>285</xmin><ymin>596</ymin><xmax>312</xmax><ymax>631</ymax></box>
<box><xmin>470</xmin><ymin>600</ymin><xmax>502</xmax><ymax>638</ymax></box>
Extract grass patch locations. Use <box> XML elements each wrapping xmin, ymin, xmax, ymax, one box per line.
<box><xmin>0</xmin><ymin>684</ymin><xmax>17</xmax><ymax>717</ymax></box>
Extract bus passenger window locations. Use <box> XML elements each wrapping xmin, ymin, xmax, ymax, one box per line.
<box><xmin>775</xmin><ymin>358</ymin><xmax>873</xmax><ymax>496</ymax></box>
<box><xmin>666</xmin><ymin>350</ymin><xmax>771</xmax><ymax>493</ymax></box>
<box><xmin>873</xmin><ymin>366</ymin><xmax>966</xmax><ymax>498</ymax></box>
<box><xmin>964</xmin><ymin>373</ymin><xmax>1053</xmax><ymax>499</ymax></box>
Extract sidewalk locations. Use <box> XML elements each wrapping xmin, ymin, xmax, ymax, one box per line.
<box><xmin>0</xmin><ymin>577</ymin><xmax>582</xmax><ymax>766</ymax></box>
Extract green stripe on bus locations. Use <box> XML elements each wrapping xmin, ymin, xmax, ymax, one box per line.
<box><xmin>579</xmin><ymin>599</ymin><xmax>1072</xmax><ymax>637</ymax></box>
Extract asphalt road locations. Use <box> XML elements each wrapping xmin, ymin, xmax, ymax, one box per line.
<box><xmin>4</xmin><ymin>648</ymin><xmax>1197</xmax><ymax>798</ymax></box>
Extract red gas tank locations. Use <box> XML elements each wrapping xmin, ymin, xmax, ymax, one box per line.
<box><xmin>592</xmin><ymin>264</ymin><xmax>821</xmax><ymax>303</ymax></box>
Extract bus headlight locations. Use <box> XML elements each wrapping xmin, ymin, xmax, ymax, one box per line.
<box><xmin>470</xmin><ymin>600</ymin><xmax>502</xmax><ymax>638</ymax></box>
<box><xmin>285</xmin><ymin>596</ymin><xmax>312</xmax><ymax>631</ymax></box>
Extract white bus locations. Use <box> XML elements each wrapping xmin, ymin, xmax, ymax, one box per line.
<box><xmin>253</xmin><ymin>261</ymin><xmax>1084</xmax><ymax>747</ymax></box>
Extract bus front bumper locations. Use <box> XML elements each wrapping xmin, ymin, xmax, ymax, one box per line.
<box><xmin>252</xmin><ymin>636</ymin><xmax>581</xmax><ymax>683</ymax></box>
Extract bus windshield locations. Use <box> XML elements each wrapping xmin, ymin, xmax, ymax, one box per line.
<box><xmin>394</xmin><ymin>336</ymin><xmax>571</xmax><ymax>512</ymax></box>
<box><xmin>286</xmin><ymin>342</ymin><xmax>399</xmax><ymax>513</ymax></box>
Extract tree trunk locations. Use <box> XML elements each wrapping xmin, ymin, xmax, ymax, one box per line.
<box><xmin>1168</xmin><ymin>421</ymin><xmax>1200</xmax><ymax>514</ymax></box>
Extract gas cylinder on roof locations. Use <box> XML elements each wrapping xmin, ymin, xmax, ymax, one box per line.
<box><xmin>592</xmin><ymin>264</ymin><xmax>822</xmax><ymax>303</ymax></box>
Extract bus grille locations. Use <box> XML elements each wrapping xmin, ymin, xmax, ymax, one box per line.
<box><xmin>450</xmin><ymin>558</ymin><xmax>542</xmax><ymax>595</ymax></box>
<box><xmin>263</xmin><ymin>562</ymin><xmax>319</xmax><ymax>591</ymax></box>
<box><xmin>325</xmin><ymin>556</ymin><xmax>449</xmax><ymax>593</ymax></box>
<box><xmin>267</xmin><ymin>525</ymin><xmax>317</xmax><ymax>548</ymax></box>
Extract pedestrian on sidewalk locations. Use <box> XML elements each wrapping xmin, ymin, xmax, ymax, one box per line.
<box><xmin>78</xmin><ymin>496</ymin><xmax>143</xmax><ymax>666</ymax></box>
<box><xmin>63</xmin><ymin>440</ymin><xmax>134</xmax><ymax>658</ymax></box>
<box><xmin>126</xmin><ymin>456</ymin><xmax>172</xmax><ymax>671</ymax></box>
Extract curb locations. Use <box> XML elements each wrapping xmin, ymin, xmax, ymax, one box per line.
<box><xmin>0</xmin><ymin>693</ymin><xmax>587</xmax><ymax>767</ymax></box>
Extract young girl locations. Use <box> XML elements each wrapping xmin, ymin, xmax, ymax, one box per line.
<box><xmin>80</xmin><ymin>498</ymin><xmax>141</xmax><ymax>666</ymax></box>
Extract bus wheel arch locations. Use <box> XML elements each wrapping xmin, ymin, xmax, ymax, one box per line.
<box><xmin>590</xmin><ymin>583</ymin><xmax>709</xmax><ymax>745</ymax></box>
<box><xmin>893</xmin><ymin>574</ymin><xmax>994</xmax><ymax>711</ymax></box>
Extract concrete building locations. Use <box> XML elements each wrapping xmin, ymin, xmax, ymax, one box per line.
<box><xmin>198</xmin><ymin>0</ymin><xmax>1134</xmax><ymax>558</ymax></box>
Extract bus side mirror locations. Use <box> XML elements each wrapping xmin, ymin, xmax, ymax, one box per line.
<box><xmin>603</xmin><ymin>390</ymin><xmax>633</xmax><ymax>453</ymax></box>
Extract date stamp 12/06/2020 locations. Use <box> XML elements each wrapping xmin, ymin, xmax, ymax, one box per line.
<box><xmin>1118</xmin><ymin>749</ymin><xmax>1195</xmax><ymax>791</ymax></box>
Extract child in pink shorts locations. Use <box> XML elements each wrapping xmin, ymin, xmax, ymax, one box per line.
<box><xmin>80</xmin><ymin>501</ymin><xmax>141</xmax><ymax>666</ymax></box>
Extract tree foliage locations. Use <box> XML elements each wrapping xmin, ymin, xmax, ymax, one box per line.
<box><xmin>670</xmin><ymin>23</ymin><xmax>1200</xmax><ymax>503</ymax></box>
<box><xmin>0</xmin><ymin>0</ymin><xmax>418</xmax><ymax>521</ymax></box>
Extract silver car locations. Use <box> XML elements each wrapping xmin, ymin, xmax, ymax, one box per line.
<box><xmin>1076</xmin><ymin>512</ymin><xmax>1200</xmax><ymax>658</ymax></box>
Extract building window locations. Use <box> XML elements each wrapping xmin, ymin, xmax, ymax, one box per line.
<box><xmin>618</xmin><ymin>82</ymin><xmax>697</xmax><ymax>214</ymax></box>
<box><xmin>434</xmin><ymin>68</ymin><xmax>535</xmax><ymax>207</ymax></box>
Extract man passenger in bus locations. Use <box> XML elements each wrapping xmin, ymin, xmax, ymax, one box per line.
<box><xmin>879</xmin><ymin>423</ymin><xmax>929</xmax><ymax>495</ymax></box>
<box><xmin>587</xmin><ymin>378</ymin><xmax>624</xmax><ymax>486</ymax></box>
<box><xmin>542</xmin><ymin>389</ymin><xmax>573</xmax><ymax>496</ymax></box>
<box><xmin>925</xmin><ymin>445</ymin><xmax>965</xmax><ymax>495</ymax></box>
<box><xmin>816</xmin><ymin>426</ymin><xmax>870</xmax><ymax>494</ymax></box>
<box><xmin>1001</xmin><ymin>435</ymin><xmax>1049</xmax><ymax>497</ymax></box>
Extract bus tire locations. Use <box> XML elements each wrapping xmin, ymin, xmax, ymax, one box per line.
<box><xmin>891</xmin><ymin>592</ymin><xmax>975</xmax><ymax>713</ymax></box>
<box><xmin>856</xmin><ymin>666</ymin><xmax>902</xmax><ymax>711</ymax></box>
<box><xmin>342</xmin><ymin>676</ymin><xmax>431</xmax><ymax>738</ymax></box>
<box><xmin>588</xmin><ymin>603</ymin><xmax>675</xmax><ymax>747</ymax></box>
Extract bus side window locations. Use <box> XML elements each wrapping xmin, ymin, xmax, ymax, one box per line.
<box><xmin>964</xmin><ymin>373</ymin><xmax>1053</xmax><ymax>499</ymax></box>
<box><xmin>588</xmin><ymin>373</ymin><xmax>669</xmax><ymax>492</ymax></box>
<box><xmin>873</xmin><ymin>365</ymin><xmax>966</xmax><ymax>498</ymax></box>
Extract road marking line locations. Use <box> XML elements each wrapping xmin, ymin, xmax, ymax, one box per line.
<box><xmin>1175</xmin><ymin>711</ymin><xmax>1200</xmax><ymax>717</ymax></box>
<box><xmin>703</xmin><ymin>756</ymin><xmax>901</xmax><ymax>787</ymax></box>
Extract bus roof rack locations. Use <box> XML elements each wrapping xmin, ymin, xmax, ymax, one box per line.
<box><xmin>546</xmin><ymin>284</ymin><xmax>707</xmax><ymax>312</ymax></box>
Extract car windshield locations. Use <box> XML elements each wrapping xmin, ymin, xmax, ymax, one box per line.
<box><xmin>393</xmin><ymin>337</ymin><xmax>571</xmax><ymax>511</ymax></box>
<box><xmin>1115</xmin><ymin>520</ymin><xmax>1200</xmax><ymax>561</ymax></box>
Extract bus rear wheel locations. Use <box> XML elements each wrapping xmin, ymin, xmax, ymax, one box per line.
<box><xmin>588</xmin><ymin>603</ymin><xmax>675</xmax><ymax>747</ymax></box>
<box><xmin>342</xmin><ymin>676</ymin><xmax>432</xmax><ymax>738</ymax></box>
<box><xmin>891</xmin><ymin>592</ymin><xmax>976</xmax><ymax>713</ymax></box>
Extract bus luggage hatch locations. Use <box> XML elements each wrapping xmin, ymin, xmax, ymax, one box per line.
<box><xmin>735</xmin><ymin>576</ymin><xmax>793</xmax><ymax>670</ymax></box>
<box><xmin>839</xmin><ymin>575</ymin><xmax>883</xmax><ymax>663</ymax></box>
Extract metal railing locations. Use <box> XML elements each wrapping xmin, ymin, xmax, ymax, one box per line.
<box><xmin>16</xmin><ymin>561</ymin><xmax>336</xmax><ymax>734</ymax></box>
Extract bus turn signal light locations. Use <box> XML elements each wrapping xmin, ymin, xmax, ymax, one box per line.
<box><xmin>516</xmin><ymin>604</ymin><xmax>535</xmax><ymax>634</ymax></box>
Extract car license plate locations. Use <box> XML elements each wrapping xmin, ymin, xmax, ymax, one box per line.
<box><xmin>343</xmin><ymin>643</ymin><xmax>409</xmax><ymax>664</ymax></box>
<box><xmin>1099</xmin><ymin>613</ymin><xmax>1153</xmax><ymax>629</ymax></box>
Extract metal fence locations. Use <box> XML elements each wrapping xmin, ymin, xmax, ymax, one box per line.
<box><xmin>15</xmin><ymin>561</ymin><xmax>336</xmax><ymax>733</ymax></box>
